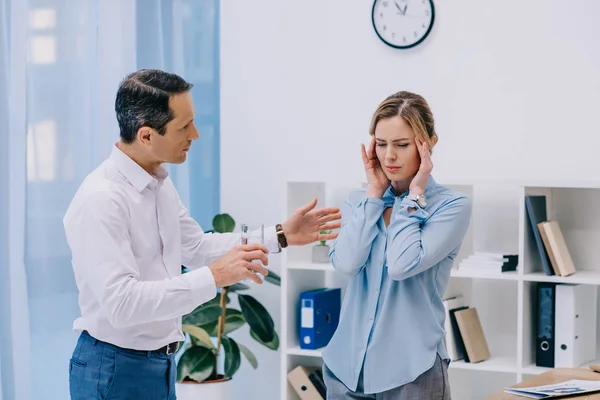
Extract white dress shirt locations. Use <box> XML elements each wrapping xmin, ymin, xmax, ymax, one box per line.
<box><xmin>63</xmin><ymin>144</ymin><xmax>280</xmax><ymax>350</ymax></box>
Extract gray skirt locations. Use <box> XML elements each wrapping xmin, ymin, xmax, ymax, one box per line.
<box><xmin>323</xmin><ymin>354</ymin><xmax>450</xmax><ymax>400</ymax></box>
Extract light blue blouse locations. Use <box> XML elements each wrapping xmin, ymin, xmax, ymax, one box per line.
<box><xmin>322</xmin><ymin>177</ymin><xmax>472</xmax><ymax>394</ymax></box>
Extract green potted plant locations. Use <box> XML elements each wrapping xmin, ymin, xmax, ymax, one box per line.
<box><xmin>312</xmin><ymin>230</ymin><xmax>332</xmax><ymax>263</ymax></box>
<box><xmin>175</xmin><ymin>213</ymin><xmax>281</xmax><ymax>400</ymax></box>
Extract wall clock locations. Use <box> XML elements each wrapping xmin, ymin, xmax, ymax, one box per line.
<box><xmin>371</xmin><ymin>0</ymin><xmax>435</xmax><ymax>49</ymax></box>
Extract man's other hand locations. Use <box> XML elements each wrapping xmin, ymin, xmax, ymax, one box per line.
<box><xmin>282</xmin><ymin>198</ymin><xmax>342</xmax><ymax>246</ymax></box>
<box><xmin>209</xmin><ymin>244</ymin><xmax>269</xmax><ymax>286</ymax></box>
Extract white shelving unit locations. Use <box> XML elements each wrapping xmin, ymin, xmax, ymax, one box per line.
<box><xmin>280</xmin><ymin>180</ymin><xmax>600</xmax><ymax>400</ymax></box>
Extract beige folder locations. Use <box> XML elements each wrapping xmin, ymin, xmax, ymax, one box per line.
<box><xmin>454</xmin><ymin>307</ymin><xmax>490</xmax><ymax>363</ymax></box>
<box><xmin>537</xmin><ymin>220</ymin><xmax>576</xmax><ymax>277</ymax></box>
<box><xmin>287</xmin><ymin>366</ymin><xmax>324</xmax><ymax>400</ymax></box>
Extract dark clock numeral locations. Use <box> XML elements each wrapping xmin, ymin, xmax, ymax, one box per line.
<box><xmin>383</xmin><ymin>25</ymin><xmax>387</xmax><ymax>31</ymax></box>
<box><xmin>425</xmin><ymin>10</ymin><xmax>430</xmax><ymax>16</ymax></box>
<box><xmin>422</xmin><ymin>23</ymin><xmax>426</xmax><ymax>28</ymax></box>
<box><xmin>392</xmin><ymin>32</ymin><xmax>396</xmax><ymax>38</ymax></box>
<box><xmin>382</xmin><ymin>1</ymin><xmax>389</xmax><ymax>7</ymax></box>
<box><xmin>422</xmin><ymin>0</ymin><xmax>426</xmax><ymax>3</ymax></box>
<box><xmin>414</xmin><ymin>31</ymin><xmax>418</xmax><ymax>37</ymax></box>
<box><xmin>380</xmin><ymin>12</ymin><xmax>383</xmax><ymax>18</ymax></box>
<box><xmin>403</xmin><ymin>37</ymin><xmax>406</xmax><ymax>42</ymax></box>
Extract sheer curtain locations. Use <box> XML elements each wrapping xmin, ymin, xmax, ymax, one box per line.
<box><xmin>1</xmin><ymin>0</ymin><xmax>220</xmax><ymax>398</ymax></box>
<box><xmin>24</xmin><ymin>1</ymin><xmax>136</xmax><ymax>398</ymax></box>
<box><xmin>137</xmin><ymin>0</ymin><xmax>220</xmax><ymax>227</ymax></box>
<box><xmin>1</xmin><ymin>0</ymin><xmax>32</xmax><ymax>399</ymax></box>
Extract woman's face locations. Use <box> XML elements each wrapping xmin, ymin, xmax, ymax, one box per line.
<box><xmin>374</xmin><ymin>115</ymin><xmax>421</xmax><ymax>184</ymax></box>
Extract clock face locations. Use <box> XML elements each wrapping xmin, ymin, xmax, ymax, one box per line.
<box><xmin>371</xmin><ymin>0</ymin><xmax>435</xmax><ymax>49</ymax></box>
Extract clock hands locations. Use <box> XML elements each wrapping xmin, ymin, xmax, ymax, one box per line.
<box><xmin>394</xmin><ymin>1</ymin><xmax>407</xmax><ymax>15</ymax></box>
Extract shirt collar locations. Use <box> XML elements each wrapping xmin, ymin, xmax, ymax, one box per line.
<box><xmin>109</xmin><ymin>143</ymin><xmax>168</xmax><ymax>193</ymax></box>
<box><xmin>382</xmin><ymin>176</ymin><xmax>438</xmax><ymax>206</ymax></box>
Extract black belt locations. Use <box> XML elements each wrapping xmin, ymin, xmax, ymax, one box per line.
<box><xmin>156</xmin><ymin>341</ymin><xmax>180</xmax><ymax>355</ymax></box>
<box><xmin>82</xmin><ymin>331</ymin><xmax>179</xmax><ymax>355</ymax></box>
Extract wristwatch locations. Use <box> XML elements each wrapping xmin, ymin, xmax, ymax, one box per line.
<box><xmin>408</xmin><ymin>193</ymin><xmax>427</xmax><ymax>208</ymax></box>
<box><xmin>275</xmin><ymin>223</ymin><xmax>288</xmax><ymax>249</ymax></box>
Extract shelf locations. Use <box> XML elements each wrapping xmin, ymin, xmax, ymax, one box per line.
<box><xmin>286</xmin><ymin>345</ymin><xmax>518</xmax><ymax>374</ymax></box>
<box><xmin>451</xmin><ymin>269</ymin><xmax>520</xmax><ymax>281</ymax></box>
<box><xmin>286</xmin><ymin>346</ymin><xmax>323</xmax><ymax>357</ymax></box>
<box><xmin>522</xmin><ymin>270</ymin><xmax>600</xmax><ymax>285</ymax></box>
<box><xmin>286</xmin><ymin>262</ymin><xmax>335</xmax><ymax>272</ymax></box>
<box><xmin>520</xmin><ymin>364</ymin><xmax>551</xmax><ymax>376</ymax></box>
<box><xmin>449</xmin><ymin>356</ymin><xmax>518</xmax><ymax>373</ymax></box>
<box><xmin>520</xmin><ymin>360</ymin><xmax>600</xmax><ymax>376</ymax></box>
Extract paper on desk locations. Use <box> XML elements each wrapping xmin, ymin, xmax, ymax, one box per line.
<box><xmin>504</xmin><ymin>379</ymin><xmax>600</xmax><ymax>399</ymax></box>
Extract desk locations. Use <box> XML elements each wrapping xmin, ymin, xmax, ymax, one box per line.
<box><xmin>486</xmin><ymin>368</ymin><xmax>600</xmax><ymax>399</ymax></box>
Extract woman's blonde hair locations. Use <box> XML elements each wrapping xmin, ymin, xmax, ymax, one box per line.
<box><xmin>369</xmin><ymin>91</ymin><xmax>438</xmax><ymax>151</ymax></box>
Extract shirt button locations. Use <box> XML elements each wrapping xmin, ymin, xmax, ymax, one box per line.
<box><xmin>369</xmin><ymin>318</ymin><xmax>373</xmax><ymax>324</ymax></box>
<box><xmin>379</xmin><ymin>260</ymin><xmax>383</xmax><ymax>266</ymax></box>
<box><xmin>374</xmin><ymin>290</ymin><xmax>379</xmax><ymax>295</ymax></box>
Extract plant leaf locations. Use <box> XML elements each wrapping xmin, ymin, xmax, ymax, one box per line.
<box><xmin>263</xmin><ymin>269</ymin><xmax>281</xmax><ymax>286</ymax></box>
<box><xmin>250</xmin><ymin>329</ymin><xmax>279</xmax><ymax>350</ymax></box>
<box><xmin>228</xmin><ymin>282</ymin><xmax>250</xmax><ymax>292</ymax></box>
<box><xmin>221</xmin><ymin>336</ymin><xmax>242</xmax><ymax>378</ymax></box>
<box><xmin>182</xmin><ymin>324</ymin><xmax>214</xmax><ymax>349</ymax></box>
<box><xmin>202</xmin><ymin>309</ymin><xmax>246</xmax><ymax>336</ymax></box>
<box><xmin>212</xmin><ymin>213</ymin><xmax>235</xmax><ymax>233</ymax></box>
<box><xmin>176</xmin><ymin>346</ymin><xmax>216</xmax><ymax>383</ymax></box>
<box><xmin>182</xmin><ymin>304</ymin><xmax>222</xmax><ymax>327</ymax></box>
<box><xmin>238</xmin><ymin>294</ymin><xmax>275</xmax><ymax>343</ymax></box>
<box><xmin>238</xmin><ymin>342</ymin><xmax>258</xmax><ymax>369</ymax></box>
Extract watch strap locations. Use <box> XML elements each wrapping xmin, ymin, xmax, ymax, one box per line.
<box><xmin>276</xmin><ymin>223</ymin><xmax>288</xmax><ymax>248</ymax></box>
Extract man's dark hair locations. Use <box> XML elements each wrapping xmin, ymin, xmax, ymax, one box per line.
<box><xmin>115</xmin><ymin>69</ymin><xmax>194</xmax><ymax>144</ymax></box>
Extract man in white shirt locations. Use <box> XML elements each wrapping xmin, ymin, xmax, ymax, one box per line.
<box><xmin>64</xmin><ymin>69</ymin><xmax>341</xmax><ymax>400</ymax></box>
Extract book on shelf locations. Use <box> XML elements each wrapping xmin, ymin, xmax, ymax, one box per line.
<box><xmin>525</xmin><ymin>195</ymin><xmax>554</xmax><ymax>276</ymax></box>
<box><xmin>443</xmin><ymin>295</ymin><xmax>467</xmax><ymax>361</ymax></box>
<box><xmin>288</xmin><ymin>365</ymin><xmax>326</xmax><ymax>400</ymax></box>
<box><xmin>456</xmin><ymin>252</ymin><xmax>518</xmax><ymax>273</ymax></box>
<box><xmin>443</xmin><ymin>297</ymin><xmax>490</xmax><ymax>364</ymax></box>
<box><xmin>504</xmin><ymin>379</ymin><xmax>600</xmax><ymax>399</ymax></box>
<box><xmin>537</xmin><ymin>220</ymin><xmax>576</xmax><ymax>277</ymax></box>
<box><xmin>453</xmin><ymin>307</ymin><xmax>490</xmax><ymax>363</ymax></box>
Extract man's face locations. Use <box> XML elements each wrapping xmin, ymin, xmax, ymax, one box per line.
<box><xmin>147</xmin><ymin>92</ymin><xmax>199</xmax><ymax>164</ymax></box>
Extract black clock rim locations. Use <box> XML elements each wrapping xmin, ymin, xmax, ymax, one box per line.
<box><xmin>371</xmin><ymin>0</ymin><xmax>436</xmax><ymax>50</ymax></box>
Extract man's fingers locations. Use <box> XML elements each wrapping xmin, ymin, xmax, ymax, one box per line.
<box><xmin>318</xmin><ymin>231</ymin><xmax>339</xmax><ymax>241</ymax></box>
<box><xmin>297</xmin><ymin>198</ymin><xmax>318</xmax><ymax>215</ymax></box>
<box><xmin>319</xmin><ymin>222</ymin><xmax>341</xmax><ymax>231</ymax></box>
<box><xmin>318</xmin><ymin>212</ymin><xmax>342</xmax><ymax>224</ymax></box>
<box><xmin>244</xmin><ymin>270</ymin><xmax>263</xmax><ymax>284</ymax></box>
<box><xmin>243</xmin><ymin>250</ymin><xmax>269</xmax><ymax>266</ymax></box>
<box><xmin>246</xmin><ymin>261</ymin><xmax>269</xmax><ymax>277</ymax></box>
<box><xmin>315</xmin><ymin>207</ymin><xmax>341</xmax><ymax>219</ymax></box>
<box><xmin>240</xmin><ymin>243</ymin><xmax>269</xmax><ymax>254</ymax></box>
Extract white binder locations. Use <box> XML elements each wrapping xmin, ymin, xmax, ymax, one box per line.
<box><xmin>443</xmin><ymin>295</ymin><xmax>466</xmax><ymax>361</ymax></box>
<box><xmin>554</xmin><ymin>283</ymin><xmax>597</xmax><ymax>368</ymax></box>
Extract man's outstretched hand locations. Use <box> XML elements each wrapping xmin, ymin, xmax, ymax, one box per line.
<box><xmin>281</xmin><ymin>198</ymin><xmax>342</xmax><ymax>246</ymax></box>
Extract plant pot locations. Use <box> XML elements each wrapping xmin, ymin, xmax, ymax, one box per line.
<box><xmin>176</xmin><ymin>376</ymin><xmax>233</xmax><ymax>400</ymax></box>
<box><xmin>312</xmin><ymin>244</ymin><xmax>330</xmax><ymax>263</ymax></box>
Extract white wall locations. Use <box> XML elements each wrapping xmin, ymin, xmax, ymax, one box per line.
<box><xmin>219</xmin><ymin>1</ymin><xmax>600</xmax><ymax>399</ymax></box>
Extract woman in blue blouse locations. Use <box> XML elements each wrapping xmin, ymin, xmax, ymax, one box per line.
<box><xmin>321</xmin><ymin>91</ymin><xmax>472</xmax><ymax>399</ymax></box>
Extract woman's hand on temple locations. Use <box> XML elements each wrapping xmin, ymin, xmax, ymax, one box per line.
<box><xmin>362</xmin><ymin>136</ymin><xmax>390</xmax><ymax>198</ymax></box>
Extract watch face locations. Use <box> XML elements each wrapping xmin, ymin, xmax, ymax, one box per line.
<box><xmin>371</xmin><ymin>0</ymin><xmax>435</xmax><ymax>49</ymax></box>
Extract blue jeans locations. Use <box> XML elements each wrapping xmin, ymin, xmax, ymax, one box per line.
<box><xmin>69</xmin><ymin>331</ymin><xmax>177</xmax><ymax>400</ymax></box>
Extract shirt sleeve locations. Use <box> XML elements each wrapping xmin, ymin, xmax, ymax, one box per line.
<box><xmin>329</xmin><ymin>195</ymin><xmax>384</xmax><ymax>276</ymax></box>
<box><xmin>385</xmin><ymin>195</ymin><xmax>472</xmax><ymax>281</ymax></box>
<box><xmin>64</xmin><ymin>191</ymin><xmax>217</xmax><ymax>329</ymax></box>
<box><xmin>179</xmin><ymin>199</ymin><xmax>280</xmax><ymax>270</ymax></box>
